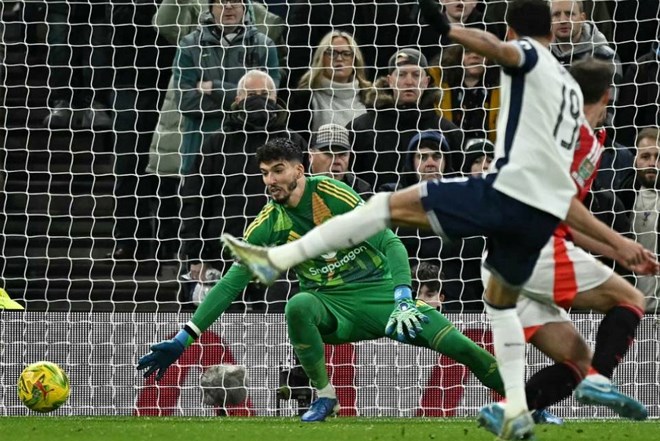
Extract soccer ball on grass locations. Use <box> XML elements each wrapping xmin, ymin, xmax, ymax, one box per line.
<box><xmin>17</xmin><ymin>361</ymin><xmax>70</xmax><ymax>412</ymax></box>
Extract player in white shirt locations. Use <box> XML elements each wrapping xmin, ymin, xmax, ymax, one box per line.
<box><xmin>478</xmin><ymin>58</ymin><xmax>650</xmax><ymax>437</ymax></box>
<box><xmin>221</xmin><ymin>2</ymin><xmax>656</xmax><ymax>439</ymax></box>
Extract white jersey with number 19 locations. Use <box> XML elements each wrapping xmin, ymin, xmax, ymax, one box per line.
<box><xmin>490</xmin><ymin>37</ymin><xmax>584</xmax><ymax>220</ymax></box>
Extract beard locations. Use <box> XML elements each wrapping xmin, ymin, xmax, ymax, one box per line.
<box><xmin>637</xmin><ymin>170</ymin><xmax>659</xmax><ymax>189</ymax></box>
<box><xmin>269</xmin><ymin>179</ymin><xmax>298</xmax><ymax>204</ymax></box>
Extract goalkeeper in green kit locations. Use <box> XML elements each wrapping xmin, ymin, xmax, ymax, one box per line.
<box><xmin>138</xmin><ymin>138</ymin><xmax>503</xmax><ymax>421</ymax></box>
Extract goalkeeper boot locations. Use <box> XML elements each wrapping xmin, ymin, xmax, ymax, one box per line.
<box><xmin>301</xmin><ymin>397</ymin><xmax>340</xmax><ymax>422</ymax></box>
<box><xmin>221</xmin><ymin>234</ymin><xmax>282</xmax><ymax>286</ymax></box>
<box><xmin>531</xmin><ymin>408</ymin><xmax>563</xmax><ymax>425</ymax></box>
<box><xmin>574</xmin><ymin>375</ymin><xmax>647</xmax><ymax>420</ymax></box>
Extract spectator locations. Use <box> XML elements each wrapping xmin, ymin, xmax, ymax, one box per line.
<box><xmin>308</xmin><ymin>123</ymin><xmax>373</xmax><ymax>199</ymax></box>
<box><xmin>381</xmin><ymin>130</ymin><xmax>452</xmax><ymax>191</ymax></box>
<box><xmin>614</xmin><ymin>127</ymin><xmax>660</xmax><ymax>313</ymax></box>
<box><xmin>431</xmin><ymin>44</ymin><xmax>500</xmax><ymax>142</ymax></box>
<box><xmin>146</xmin><ymin>0</ymin><xmax>285</xmax><ymax>257</ymax></box>
<box><xmin>107</xmin><ymin>0</ymin><xmax>176</xmax><ymax>260</ymax></box>
<box><xmin>180</xmin><ymin>70</ymin><xmax>304</xmax><ymax>282</ymax></box>
<box><xmin>349</xmin><ymin>47</ymin><xmax>463</xmax><ymax>190</ymax></box>
<box><xmin>614</xmin><ymin>44</ymin><xmax>660</xmax><ymax>146</ymax></box>
<box><xmin>412</xmin><ymin>262</ymin><xmax>445</xmax><ymax>311</ymax></box>
<box><xmin>550</xmin><ymin>0</ymin><xmax>622</xmax><ymax>84</ymax></box>
<box><xmin>285</xmin><ymin>30</ymin><xmax>372</xmax><ymax>141</ymax></box>
<box><xmin>285</xmin><ymin>0</ymin><xmax>413</xmax><ymax>86</ymax></box>
<box><xmin>387</xmin><ymin>131</ymin><xmax>483</xmax><ymax>312</ymax></box>
<box><xmin>462</xmin><ymin>137</ymin><xmax>495</xmax><ymax>176</ymax></box>
<box><xmin>42</xmin><ymin>0</ymin><xmax>113</xmax><ymax>129</ymax></box>
<box><xmin>152</xmin><ymin>0</ymin><xmax>286</xmax><ymax>74</ymax></box>
<box><xmin>175</xmin><ymin>0</ymin><xmax>280</xmax><ymax>175</ymax></box>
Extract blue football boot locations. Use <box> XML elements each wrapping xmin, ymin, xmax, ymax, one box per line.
<box><xmin>301</xmin><ymin>397</ymin><xmax>340</xmax><ymax>422</ymax></box>
<box><xmin>574</xmin><ymin>376</ymin><xmax>647</xmax><ymax>420</ymax></box>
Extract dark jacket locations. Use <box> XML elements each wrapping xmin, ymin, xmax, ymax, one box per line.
<box><xmin>181</xmin><ymin>99</ymin><xmax>305</xmax><ymax>263</ymax></box>
<box><xmin>341</xmin><ymin>173</ymin><xmax>373</xmax><ymax>200</ymax></box>
<box><xmin>615</xmin><ymin>47</ymin><xmax>660</xmax><ymax>146</ymax></box>
<box><xmin>348</xmin><ymin>77</ymin><xmax>463</xmax><ymax>189</ymax></box>
<box><xmin>175</xmin><ymin>12</ymin><xmax>280</xmax><ymax>173</ymax></box>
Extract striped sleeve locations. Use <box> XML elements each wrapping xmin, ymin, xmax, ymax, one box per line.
<box><xmin>316</xmin><ymin>178</ymin><xmax>362</xmax><ymax>214</ymax></box>
<box><xmin>244</xmin><ymin>203</ymin><xmax>276</xmax><ymax>245</ymax></box>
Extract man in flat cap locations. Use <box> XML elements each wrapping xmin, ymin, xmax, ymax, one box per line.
<box><xmin>309</xmin><ymin>123</ymin><xmax>373</xmax><ymax>199</ymax></box>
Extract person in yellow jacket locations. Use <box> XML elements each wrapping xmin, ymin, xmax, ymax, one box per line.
<box><xmin>428</xmin><ymin>45</ymin><xmax>500</xmax><ymax>144</ymax></box>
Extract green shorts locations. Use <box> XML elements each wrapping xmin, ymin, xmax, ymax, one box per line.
<box><xmin>306</xmin><ymin>280</ymin><xmax>437</xmax><ymax>345</ymax></box>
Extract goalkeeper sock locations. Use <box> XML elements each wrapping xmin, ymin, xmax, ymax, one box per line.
<box><xmin>421</xmin><ymin>309</ymin><xmax>504</xmax><ymax>396</ymax></box>
<box><xmin>485</xmin><ymin>302</ymin><xmax>528</xmax><ymax>417</ymax></box>
<box><xmin>269</xmin><ymin>192</ymin><xmax>392</xmax><ymax>269</ymax></box>
<box><xmin>317</xmin><ymin>383</ymin><xmax>337</xmax><ymax>399</ymax></box>
<box><xmin>525</xmin><ymin>361</ymin><xmax>582</xmax><ymax>410</ymax></box>
<box><xmin>591</xmin><ymin>304</ymin><xmax>642</xmax><ymax>378</ymax></box>
<box><xmin>285</xmin><ymin>292</ymin><xmax>338</xmax><ymax>390</ymax></box>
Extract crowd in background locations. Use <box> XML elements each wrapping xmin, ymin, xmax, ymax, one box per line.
<box><xmin>3</xmin><ymin>0</ymin><xmax>660</xmax><ymax>313</ymax></box>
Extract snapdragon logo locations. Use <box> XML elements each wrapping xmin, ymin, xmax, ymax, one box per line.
<box><xmin>310</xmin><ymin>246</ymin><xmax>368</xmax><ymax>276</ymax></box>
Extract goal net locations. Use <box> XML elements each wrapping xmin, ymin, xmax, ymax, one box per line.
<box><xmin>1</xmin><ymin>0</ymin><xmax>659</xmax><ymax>418</ymax></box>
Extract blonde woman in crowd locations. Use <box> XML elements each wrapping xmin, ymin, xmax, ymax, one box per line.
<box><xmin>285</xmin><ymin>30</ymin><xmax>373</xmax><ymax>142</ymax></box>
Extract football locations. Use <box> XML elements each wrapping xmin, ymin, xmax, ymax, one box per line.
<box><xmin>18</xmin><ymin>361</ymin><xmax>70</xmax><ymax>413</ymax></box>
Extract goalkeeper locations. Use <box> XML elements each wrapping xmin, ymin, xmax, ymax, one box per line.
<box><xmin>138</xmin><ymin>138</ymin><xmax>503</xmax><ymax>421</ymax></box>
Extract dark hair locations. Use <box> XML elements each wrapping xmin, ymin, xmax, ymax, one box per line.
<box><xmin>569</xmin><ymin>57</ymin><xmax>614</xmax><ymax>104</ymax></box>
<box><xmin>506</xmin><ymin>0</ymin><xmax>552</xmax><ymax>38</ymax></box>
<box><xmin>256</xmin><ymin>138</ymin><xmax>304</xmax><ymax>165</ymax></box>
<box><xmin>411</xmin><ymin>262</ymin><xmax>442</xmax><ymax>294</ymax></box>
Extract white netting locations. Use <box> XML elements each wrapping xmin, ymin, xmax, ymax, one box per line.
<box><xmin>1</xmin><ymin>0</ymin><xmax>659</xmax><ymax>417</ymax></box>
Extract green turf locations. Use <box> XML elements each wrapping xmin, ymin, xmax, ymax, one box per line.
<box><xmin>0</xmin><ymin>417</ymin><xmax>658</xmax><ymax>441</ymax></box>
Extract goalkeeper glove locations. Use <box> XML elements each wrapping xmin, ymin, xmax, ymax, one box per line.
<box><xmin>418</xmin><ymin>0</ymin><xmax>452</xmax><ymax>36</ymax></box>
<box><xmin>137</xmin><ymin>328</ymin><xmax>195</xmax><ymax>380</ymax></box>
<box><xmin>385</xmin><ymin>286</ymin><xmax>430</xmax><ymax>342</ymax></box>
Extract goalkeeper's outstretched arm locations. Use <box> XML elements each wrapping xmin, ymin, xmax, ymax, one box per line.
<box><xmin>137</xmin><ymin>265</ymin><xmax>251</xmax><ymax>380</ymax></box>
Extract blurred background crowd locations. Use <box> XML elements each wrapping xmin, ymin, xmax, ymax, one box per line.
<box><xmin>1</xmin><ymin>0</ymin><xmax>659</xmax><ymax>314</ymax></box>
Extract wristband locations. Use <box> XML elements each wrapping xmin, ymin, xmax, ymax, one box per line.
<box><xmin>174</xmin><ymin>328</ymin><xmax>196</xmax><ymax>348</ymax></box>
<box><xmin>394</xmin><ymin>285</ymin><xmax>413</xmax><ymax>302</ymax></box>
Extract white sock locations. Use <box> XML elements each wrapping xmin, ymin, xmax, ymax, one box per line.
<box><xmin>485</xmin><ymin>304</ymin><xmax>528</xmax><ymax>418</ymax></box>
<box><xmin>317</xmin><ymin>383</ymin><xmax>337</xmax><ymax>399</ymax></box>
<box><xmin>269</xmin><ymin>192</ymin><xmax>392</xmax><ymax>269</ymax></box>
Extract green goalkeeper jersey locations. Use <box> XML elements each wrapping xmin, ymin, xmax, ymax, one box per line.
<box><xmin>189</xmin><ymin>176</ymin><xmax>411</xmax><ymax>333</ymax></box>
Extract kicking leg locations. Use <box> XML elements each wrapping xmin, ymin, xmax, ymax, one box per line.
<box><xmin>482</xmin><ymin>277</ymin><xmax>535</xmax><ymax>440</ymax></box>
<box><xmin>222</xmin><ymin>185</ymin><xmax>431</xmax><ymax>285</ymax></box>
<box><xmin>285</xmin><ymin>292</ymin><xmax>340</xmax><ymax>422</ymax></box>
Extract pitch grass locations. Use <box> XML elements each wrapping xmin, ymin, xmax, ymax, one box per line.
<box><xmin>0</xmin><ymin>417</ymin><xmax>658</xmax><ymax>441</ymax></box>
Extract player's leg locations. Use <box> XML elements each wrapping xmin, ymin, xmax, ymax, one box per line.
<box><xmin>221</xmin><ymin>179</ymin><xmax>481</xmax><ymax>285</ymax></box>
<box><xmin>572</xmin><ymin>273</ymin><xmax>644</xmax><ymax>379</ymax></box>
<box><xmin>269</xmin><ymin>185</ymin><xmax>430</xmax><ymax>270</ymax></box>
<box><xmin>483</xmin><ymin>277</ymin><xmax>530</xmax><ymax>420</ymax></box>
<box><xmin>284</xmin><ymin>292</ymin><xmax>340</xmax><ymax>421</ymax></box>
<box><xmin>570</xmin><ymin>274</ymin><xmax>647</xmax><ymax>419</ymax></box>
<box><xmin>410</xmin><ymin>305</ymin><xmax>504</xmax><ymax>395</ymax></box>
<box><xmin>526</xmin><ymin>321</ymin><xmax>591</xmax><ymax>409</ymax></box>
